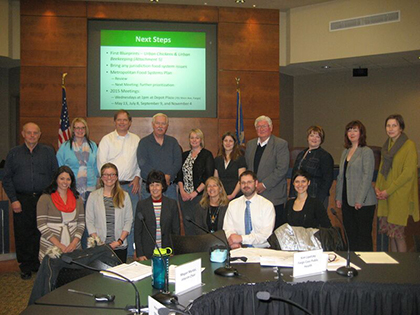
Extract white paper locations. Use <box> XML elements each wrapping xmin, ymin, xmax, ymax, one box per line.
<box><xmin>230</xmin><ymin>247</ymin><xmax>298</xmax><ymax>264</ymax></box>
<box><xmin>293</xmin><ymin>250</ymin><xmax>327</xmax><ymax>278</ymax></box>
<box><xmin>326</xmin><ymin>252</ymin><xmax>361</xmax><ymax>271</ymax></box>
<box><xmin>148</xmin><ymin>296</ymin><xmax>166</xmax><ymax>315</ymax></box>
<box><xmin>100</xmin><ymin>261</ymin><xmax>152</xmax><ymax>282</ymax></box>
<box><xmin>174</xmin><ymin>258</ymin><xmax>202</xmax><ymax>295</ymax></box>
<box><xmin>355</xmin><ymin>252</ymin><xmax>399</xmax><ymax>264</ymax></box>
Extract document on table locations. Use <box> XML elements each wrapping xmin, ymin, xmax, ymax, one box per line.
<box><xmin>355</xmin><ymin>252</ymin><xmax>399</xmax><ymax>264</ymax></box>
<box><xmin>327</xmin><ymin>252</ymin><xmax>361</xmax><ymax>271</ymax></box>
<box><xmin>229</xmin><ymin>248</ymin><xmax>297</xmax><ymax>267</ymax></box>
<box><xmin>100</xmin><ymin>261</ymin><xmax>152</xmax><ymax>282</ymax></box>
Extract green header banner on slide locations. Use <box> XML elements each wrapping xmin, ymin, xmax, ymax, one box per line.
<box><xmin>101</xmin><ymin>30</ymin><xmax>206</xmax><ymax>48</ymax></box>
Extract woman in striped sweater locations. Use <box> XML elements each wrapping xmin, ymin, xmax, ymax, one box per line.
<box><xmin>37</xmin><ymin>166</ymin><xmax>85</xmax><ymax>261</ymax></box>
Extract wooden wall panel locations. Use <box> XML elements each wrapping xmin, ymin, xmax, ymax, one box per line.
<box><xmin>21</xmin><ymin>16</ymin><xmax>87</xmax><ymax>67</ymax></box>
<box><xmin>20</xmin><ymin>0</ymin><xmax>87</xmax><ymax>17</ymax></box>
<box><xmin>87</xmin><ymin>2</ymin><xmax>218</xmax><ymax>22</ymax></box>
<box><xmin>87</xmin><ymin>117</ymin><xmax>219</xmax><ymax>156</ymax></box>
<box><xmin>219</xmin><ymin>118</ymin><xmax>280</xmax><ymax>141</ymax></box>
<box><xmin>20</xmin><ymin>67</ymin><xmax>86</xmax><ymax>118</ymax></box>
<box><xmin>218</xmin><ymin>71</ymin><xmax>279</xmax><ymax>119</ymax></box>
<box><xmin>219</xmin><ymin>7</ymin><xmax>279</xmax><ymax>24</ymax></box>
<box><xmin>218</xmin><ymin>22</ymin><xmax>279</xmax><ymax>71</ymax></box>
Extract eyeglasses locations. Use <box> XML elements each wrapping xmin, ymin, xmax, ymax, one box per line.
<box><xmin>255</xmin><ymin>125</ymin><xmax>269</xmax><ymax>130</ymax></box>
<box><xmin>102</xmin><ymin>173</ymin><xmax>117</xmax><ymax>178</ymax></box>
<box><xmin>73</xmin><ymin>127</ymin><xmax>86</xmax><ymax>130</ymax></box>
<box><xmin>328</xmin><ymin>253</ymin><xmax>337</xmax><ymax>263</ymax></box>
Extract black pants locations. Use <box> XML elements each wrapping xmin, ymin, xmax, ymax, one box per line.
<box><xmin>342</xmin><ymin>199</ymin><xmax>375</xmax><ymax>251</ymax></box>
<box><xmin>13</xmin><ymin>193</ymin><xmax>41</xmax><ymax>273</ymax></box>
<box><xmin>274</xmin><ymin>203</ymin><xmax>285</xmax><ymax>230</ymax></box>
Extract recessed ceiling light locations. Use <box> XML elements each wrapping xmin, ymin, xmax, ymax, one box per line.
<box><xmin>321</xmin><ymin>65</ymin><xmax>330</xmax><ymax>69</ymax></box>
<box><xmin>253</xmin><ymin>4</ymin><xmax>256</xmax><ymax>7</ymax></box>
<box><xmin>236</xmin><ymin>0</ymin><xmax>245</xmax><ymax>3</ymax></box>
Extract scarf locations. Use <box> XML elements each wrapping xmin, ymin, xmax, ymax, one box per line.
<box><xmin>73</xmin><ymin>139</ymin><xmax>90</xmax><ymax>201</ymax></box>
<box><xmin>51</xmin><ymin>189</ymin><xmax>77</xmax><ymax>213</ymax></box>
<box><xmin>380</xmin><ymin>132</ymin><xmax>408</xmax><ymax>179</ymax></box>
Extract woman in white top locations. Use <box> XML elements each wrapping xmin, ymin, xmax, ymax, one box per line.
<box><xmin>86</xmin><ymin>163</ymin><xmax>133</xmax><ymax>262</ymax></box>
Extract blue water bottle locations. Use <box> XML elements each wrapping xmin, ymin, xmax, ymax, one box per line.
<box><xmin>151</xmin><ymin>247</ymin><xmax>172</xmax><ymax>290</ymax></box>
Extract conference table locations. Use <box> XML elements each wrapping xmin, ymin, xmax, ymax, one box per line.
<box><xmin>30</xmin><ymin>251</ymin><xmax>420</xmax><ymax>315</ymax></box>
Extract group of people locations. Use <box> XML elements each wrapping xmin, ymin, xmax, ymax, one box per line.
<box><xmin>3</xmin><ymin>110</ymin><xmax>418</xmax><ymax>281</ymax></box>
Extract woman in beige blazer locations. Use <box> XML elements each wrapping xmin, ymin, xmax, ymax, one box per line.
<box><xmin>335</xmin><ymin>120</ymin><xmax>377</xmax><ymax>251</ymax></box>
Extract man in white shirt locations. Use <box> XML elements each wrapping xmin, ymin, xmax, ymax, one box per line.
<box><xmin>223</xmin><ymin>170</ymin><xmax>275</xmax><ymax>248</ymax></box>
<box><xmin>97</xmin><ymin>110</ymin><xmax>140</xmax><ymax>256</ymax></box>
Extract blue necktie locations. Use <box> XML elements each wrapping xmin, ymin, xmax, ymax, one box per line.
<box><xmin>245</xmin><ymin>200</ymin><xmax>252</xmax><ymax>235</ymax></box>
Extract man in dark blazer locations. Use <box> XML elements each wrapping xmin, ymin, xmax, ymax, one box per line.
<box><xmin>245</xmin><ymin>115</ymin><xmax>290</xmax><ymax>229</ymax></box>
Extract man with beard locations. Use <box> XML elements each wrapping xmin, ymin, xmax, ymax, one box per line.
<box><xmin>223</xmin><ymin>170</ymin><xmax>275</xmax><ymax>248</ymax></box>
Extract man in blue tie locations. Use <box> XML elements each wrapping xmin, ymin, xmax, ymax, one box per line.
<box><xmin>223</xmin><ymin>170</ymin><xmax>275</xmax><ymax>248</ymax></box>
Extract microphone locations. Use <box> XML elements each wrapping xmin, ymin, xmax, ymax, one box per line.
<box><xmin>329</xmin><ymin>208</ymin><xmax>358</xmax><ymax>277</ymax></box>
<box><xmin>256</xmin><ymin>291</ymin><xmax>313</xmax><ymax>315</ymax></box>
<box><xmin>137</xmin><ymin>212</ymin><xmax>178</xmax><ymax>305</ymax></box>
<box><xmin>185</xmin><ymin>216</ymin><xmax>238</xmax><ymax>277</ymax></box>
<box><xmin>61</xmin><ymin>253</ymin><xmax>142</xmax><ymax>314</ymax></box>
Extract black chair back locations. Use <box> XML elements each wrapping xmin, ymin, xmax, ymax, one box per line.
<box><xmin>171</xmin><ymin>230</ymin><xmax>227</xmax><ymax>255</ymax></box>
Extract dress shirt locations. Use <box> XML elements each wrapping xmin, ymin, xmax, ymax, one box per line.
<box><xmin>137</xmin><ymin>133</ymin><xmax>182</xmax><ymax>181</ymax></box>
<box><xmin>257</xmin><ymin>136</ymin><xmax>270</xmax><ymax>147</ymax></box>
<box><xmin>223</xmin><ymin>193</ymin><xmax>275</xmax><ymax>248</ymax></box>
<box><xmin>3</xmin><ymin>143</ymin><xmax>58</xmax><ymax>202</ymax></box>
<box><xmin>97</xmin><ymin>130</ymin><xmax>141</xmax><ymax>181</ymax></box>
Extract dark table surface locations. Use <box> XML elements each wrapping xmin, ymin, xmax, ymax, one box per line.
<box><xmin>33</xmin><ymin>251</ymin><xmax>420</xmax><ymax>312</ymax></box>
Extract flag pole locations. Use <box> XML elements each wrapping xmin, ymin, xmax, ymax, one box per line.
<box><xmin>235</xmin><ymin>77</ymin><xmax>245</xmax><ymax>146</ymax></box>
<box><xmin>62</xmin><ymin>72</ymin><xmax>68</xmax><ymax>87</ymax></box>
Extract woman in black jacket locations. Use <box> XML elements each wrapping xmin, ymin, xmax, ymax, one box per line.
<box><xmin>290</xmin><ymin>125</ymin><xmax>334</xmax><ymax>208</ymax></box>
<box><xmin>284</xmin><ymin>170</ymin><xmax>331</xmax><ymax>229</ymax></box>
<box><xmin>177</xmin><ymin>129</ymin><xmax>214</xmax><ymax>235</ymax></box>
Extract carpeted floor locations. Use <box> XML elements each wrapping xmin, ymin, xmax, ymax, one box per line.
<box><xmin>0</xmin><ymin>271</ymin><xmax>35</xmax><ymax>315</ymax></box>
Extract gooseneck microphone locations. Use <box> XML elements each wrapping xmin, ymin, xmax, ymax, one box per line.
<box><xmin>137</xmin><ymin>212</ymin><xmax>178</xmax><ymax>305</ymax></box>
<box><xmin>61</xmin><ymin>254</ymin><xmax>142</xmax><ymax>314</ymax></box>
<box><xmin>185</xmin><ymin>216</ymin><xmax>238</xmax><ymax>277</ymax></box>
<box><xmin>256</xmin><ymin>291</ymin><xmax>313</xmax><ymax>315</ymax></box>
<box><xmin>330</xmin><ymin>208</ymin><xmax>358</xmax><ymax>277</ymax></box>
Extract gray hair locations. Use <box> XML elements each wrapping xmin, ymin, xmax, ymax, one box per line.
<box><xmin>152</xmin><ymin>113</ymin><xmax>169</xmax><ymax>125</ymax></box>
<box><xmin>254</xmin><ymin>115</ymin><xmax>272</xmax><ymax>128</ymax></box>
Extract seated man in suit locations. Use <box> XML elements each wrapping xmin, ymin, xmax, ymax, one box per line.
<box><xmin>223</xmin><ymin>171</ymin><xmax>275</xmax><ymax>248</ymax></box>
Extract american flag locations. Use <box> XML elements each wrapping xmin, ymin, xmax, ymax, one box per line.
<box><xmin>58</xmin><ymin>86</ymin><xmax>71</xmax><ymax>147</ymax></box>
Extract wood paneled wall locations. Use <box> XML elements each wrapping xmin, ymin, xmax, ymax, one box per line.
<box><xmin>20</xmin><ymin>0</ymin><xmax>280</xmax><ymax>154</ymax></box>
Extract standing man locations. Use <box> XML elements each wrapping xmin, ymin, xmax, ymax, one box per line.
<box><xmin>137</xmin><ymin>113</ymin><xmax>182</xmax><ymax>200</ymax></box>
<box><xmin>97</xmin><ymin>110</ymin><xmax>140</xmax><ymax>257</ymax></box>
<box><xmin>245</xmin><ymin>115</ymin><xmax>289</xmax><ymax>229</ymax></box>
<box><xmin>3</xmin><ymin>123</ymin><xmax>58</xmax><ymax>279</ymax></box>
<box><xmin>223</xmin><ymin>171</ymin><xmax>275</xmax><ymax>248</ymax></box>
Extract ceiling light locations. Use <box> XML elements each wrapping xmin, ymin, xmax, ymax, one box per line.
<box><xmin>236</xmin><ymin>0</ymin><xmax>245</xmax><ymax>3</ymax></box>
<box><xmin>150</xmin><ymin>0</ymin><xmax>159</xmax><ymax>2</ymax></box>
<box><xmin>321</xmin><ymin>65</ymin><xmax>330</xmax><ymax>69</ymax></box>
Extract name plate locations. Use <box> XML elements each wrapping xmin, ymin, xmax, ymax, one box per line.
<box><xmin>175</xmin><ymin>258</ymin><xmax>202</xmax><ymax>295</ymax></box>
<box><xmin>148</xmin><ymin>296</ymin><xmax>166</xmax><ymax>315</ymax></box>
<box><xmin>293</xmin><ymin>250</ymin><xmax>327</xmax><ymax>278</ymax></box>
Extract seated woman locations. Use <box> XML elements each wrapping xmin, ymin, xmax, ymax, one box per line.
<box><xmin>194</xmin><ymin>176</ymin><xmax>229</xmax><ymax>234</ymax></box>
<box><xmin>134</xmin><ymin>170</ymin><xmax>180</xmax><ymax>260</ymax></box>
<box><xmin>284</xmin><ymin>170</ymin><xmax>331</xmax><ymax>229</ymax></box>
<box><xmin>37</xmin><ymin>166</ymin><xmax>85</xmax><ymax>261</ymax></box>
<box><xmin>86</xmin><ymin>163</ymin><xmax>133</xmax><ymax>263</ymax></box>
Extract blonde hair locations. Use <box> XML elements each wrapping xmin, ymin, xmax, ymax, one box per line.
<box><xmin>100</xmin><ymin>163</ymin><xmax>125</xmax><ymax>208</ymax></box>
<box><xmin>69</xmin><ymin>117</ymin><xmax>93</xmax><ymax>150</ymax></box>
<box><xmin>199</xmin><ymin>177</ymin><xmax>229</xmax><ymax>208</ymax></box>
<box><xmin>189</xmin><ymin>128</ymin><xmax>205</xmax><ymax>148</ymax></box>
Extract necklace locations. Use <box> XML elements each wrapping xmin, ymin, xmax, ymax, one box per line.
<box><xmin>209</xmin><ymin>206</ymin><xmax>220</xmax><ymax>224</ymax></box>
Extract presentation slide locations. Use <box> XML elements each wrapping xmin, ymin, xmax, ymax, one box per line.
<box><xmin>100</xmin><ymin>30</ymin><xmax>206</xmax><ymax>111</ymax></box>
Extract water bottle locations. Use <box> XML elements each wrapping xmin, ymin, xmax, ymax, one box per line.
<box><xmin>151</xmin><ymin>247</ymin><xmax>172</xmax><ymax>290</ymax></box>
